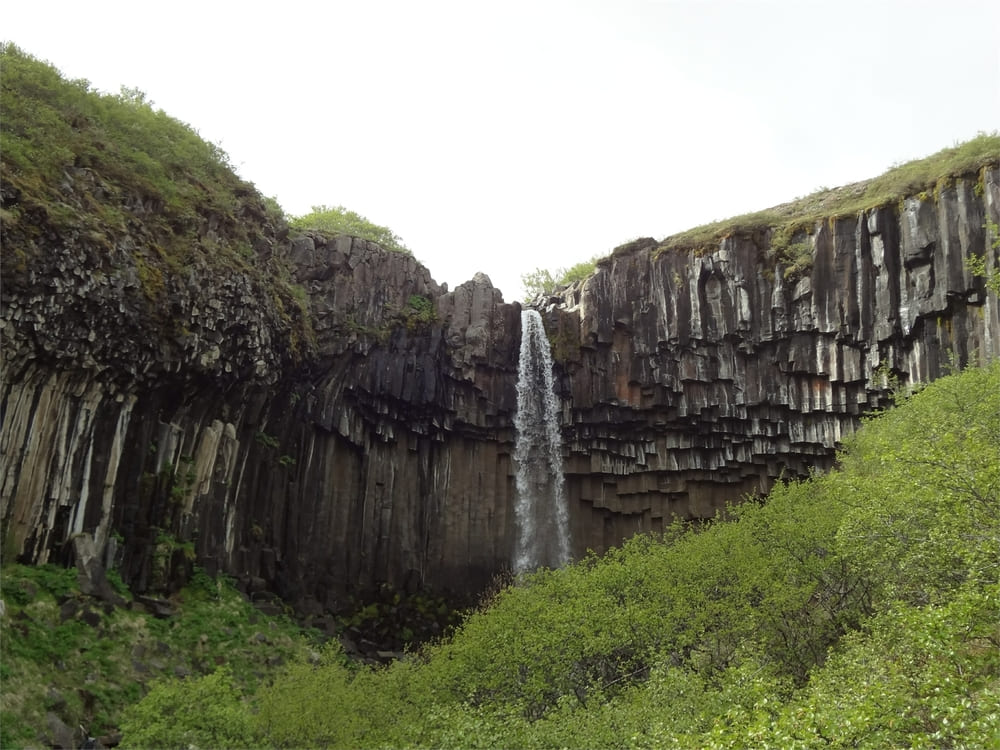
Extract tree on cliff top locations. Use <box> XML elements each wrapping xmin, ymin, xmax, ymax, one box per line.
<box><xmin>289</xmin><ymin>205</ymin><xmax>412</xmax><ymax>255</ymax></box>
<box><xmin>521</xmin><ymin>254</ymin><xmax>602</xmax><ymax>300</ymax></box>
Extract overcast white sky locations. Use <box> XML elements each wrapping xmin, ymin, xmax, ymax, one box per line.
<box><xmin>5</xmin><ymin>0</ymin><xmax>999</xmax><ymax>299</ymax></box>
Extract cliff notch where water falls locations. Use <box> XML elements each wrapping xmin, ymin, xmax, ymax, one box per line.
<box><xmin>2</xmin><ymin>48</ymin><xmax>998</xmax><ymax>613</ymax></box>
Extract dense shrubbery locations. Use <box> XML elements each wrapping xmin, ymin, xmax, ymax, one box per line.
<box><xmin>109</xmin><ymin>362</ymin><xmax>999</xmax><ymax>749</ymax></box>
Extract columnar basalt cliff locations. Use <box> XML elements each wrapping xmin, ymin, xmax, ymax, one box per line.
<box><xmin>545</xmin><ymin>169</ymin><xmax>999</xmax><ymax>552</ymax></box>
<box><xmin>3</xmin><ymin>165</ymin><xmax>998</xmax><ymax>610</ymax></box>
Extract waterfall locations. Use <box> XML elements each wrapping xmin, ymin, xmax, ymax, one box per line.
<box><xmin>513</xmin><ymin>309</ymin><xmax>571</xmax><ymax>573</ymax></box>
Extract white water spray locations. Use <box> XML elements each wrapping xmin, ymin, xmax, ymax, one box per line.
<box><xmin>513</xmin><ymin>309</ymin><xmax>571</xmax><ymax>572</ymax></box>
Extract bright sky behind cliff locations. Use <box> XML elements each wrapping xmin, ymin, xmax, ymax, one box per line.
<box><xmin>5</xmin><ymin>0</ymin><xmax>999</xmax><ymax>300</ymax></box>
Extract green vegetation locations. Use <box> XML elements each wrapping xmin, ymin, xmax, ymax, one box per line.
<box><xmin>1</xmin><ymin>43</ymin><xmax>280</xmax><ymax>267</ymax></box>
<box><xmin>521</xmin><ymin>254</ymin><xmax>602</xmax><ymax>300</ymax></box>
<box><xmin>118</xmin><ymin>667</ymin><xmax>256</xmax><ymax>750</ymax></box>
<box><xmin>0</xmin><ymin>43</ymin><xmax>312</xmax><ymax>357</ymax></box>
<box><xmin>521</xmin><ymin>133</ymin><xmax>998</xmax><ymax>297</ymax></box>
<box><xmin>341</xmin><ymin>294</ymin><xmax>439</xmax><ymax>342</ymax></box>
<box><xmin>3</xmin><ymin>41</ymin><xmax>998</xmax><ymax>749</ymax></box>
<box><xmin>290</xmin><ymin>204</ymin><xmax>412</xmax><ymax>255</ymax></box>
<box><xmin>657</xmin><ymin>131</ymin><xmax>1000</xmax><ymax>257</ymax></box>
<box><xmin>5</xmin><ymin>367</ymin><xmax>993</xmax><ymax>748</ymax></box>
<box><xmin>400</xmin><ymin>294</ymin><xmax>438</xmax><ymax>330</ymax></box>
<box><xmin>969</xmin><ymin>219</ymin><xmax>1000</xmax><ymax>296</ymax></box>
<box><xmin>0</xmin><ymin>564</ymin><xmax>322</xmax><ymax>748</ymax></box>
<box><xmin>70</xmin><ymin>363</ymin><xmax>987</xmax><ymax>747</ymax></box>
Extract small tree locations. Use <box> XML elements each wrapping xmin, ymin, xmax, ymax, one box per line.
<box><xmin>118</xmin><ymin>667</ymin><xmax>255</xmax><ymax>749</ymax></box>
<box><xmin>521</xmin><ymin>255</ymin><xmax>602</xmax><ymax>301</ymax></box>
<box><xmin>520</xmin><ymin>267</ymin><xmax>560</xmax><ymax>300</ymax></box>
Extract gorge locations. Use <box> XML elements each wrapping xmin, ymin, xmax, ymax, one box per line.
<box><xmin>5</xmin><ymin>164</ymin><xmax>998</xmax><ymax>614</ymax></box>
<box><xmin>2</xmin><ymin>50</ymin><xmax>998</xmax><ymax>615</ymax></box>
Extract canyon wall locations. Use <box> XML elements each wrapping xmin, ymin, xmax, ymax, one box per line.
<box><xmin>551</xmin><ymin>170</ymin><xmax>998</xmax><ymax>552</ymax></box>
<box><xmin>2</xmin><ymin>168</ymin><xmax>998</xmax><ymax>609</ymax></box>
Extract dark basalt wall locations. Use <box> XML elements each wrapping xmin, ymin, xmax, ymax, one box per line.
<box><xmin>2</xmin><ymin>168</ymin><xmax>997</xmax><ymax>609</ymax></box>
<box><xmin>549</xmin><ymin>171</ymin><xmax>998</xmax><ymax>551</ymax></box>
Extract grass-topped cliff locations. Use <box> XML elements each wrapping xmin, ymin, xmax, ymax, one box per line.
<box><xmin>0</xmin><ymin>43</ymin><xmax>287</xmax><ymax>274</ymax></box>
<box><xmin>0</xmin><ymin>43</ymin><xmax>319</xmax><ymax>366</ymax></box>
<box><xmin>0</xmin><ymin>45</ymin><xmax>433</xmax><ymax>369</ymax></box>
<box><xmin>656</xmin><ymin>131</ymin><xmax>999</xmax><ymax>256</ymax></box>
<box><xmin>523</xmin><ymin>131</ymin><xmax>999</xmax><ymax>297</ymax></box>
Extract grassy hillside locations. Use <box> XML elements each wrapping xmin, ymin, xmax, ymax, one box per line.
<box><xmin>0</xmin><ymin>43</ymin><xmax>315</xmax><ymax>357</ymax></box>
<box><xmin>47</xmin><ymin>361</ymin><xmax>988</xmax><ymax>749</ymax></box>
<box><xmin>0</xmin><ymin>565</ymin><xmax>322</xmax><ymax>748</ymax></box>
<box><xmin>0</xmin><ymin>43</ymin><xmax>284</xmax><ymax>266</ymax></box>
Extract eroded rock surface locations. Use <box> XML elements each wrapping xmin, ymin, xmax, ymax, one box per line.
<box><xmin>546</xmin><ymin>170</ymin><xmax>998</xmax><ymax>550</ymax></box>
<box><xmin>2</xmin><ymin>169</ymin><xmax>997</xmax><ymax>608</ymax></box>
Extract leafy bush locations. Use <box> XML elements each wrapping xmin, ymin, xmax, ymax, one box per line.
<box><xmin>766</xmin><ymin>586</ymin><xmax>1000</xmax><ymax>748</ymax></box>
<box><xmin>835</xmin><ymin>362</ymin><xmax>999</xmax><ymax>607</ymax></box>
<box><xmin>400</xmin><ymin>294</ymin><xmax>438</xmax><ymax>330</ymax></box>
<box><xmin>289</xmin><ymin>204</ymin><xmax>411</xmax><ymax>255</ymax></box>
<box><xmin>118</xmin><ymin>667</ymin><xmax>255</xmax><ymax>749</ymax></box>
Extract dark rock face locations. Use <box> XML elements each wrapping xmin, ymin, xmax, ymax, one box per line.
<box><xmin>548</xmin><ymin>171</ymin><xmax>999</xmax><ymax>550</ymax></box>
<box><xmin>2</xmin><ymin>169</ymin><xmax>998</xmax><ymax>607</ymax></box>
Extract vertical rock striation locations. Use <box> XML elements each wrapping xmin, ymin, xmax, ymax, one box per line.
<box><xmin>2</xmin><ymin>168</ymin><xmax>998</xmax><ymax>607</ymax></box>
<box><xmin>545</xmin><ymin>168</ymin><xmax>999</xmax><ymax>552</ymax></box>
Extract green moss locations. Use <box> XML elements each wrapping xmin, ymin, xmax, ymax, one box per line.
<box><xmin>400</xmin><ymin>294</ymin><xmax>438</xmax><ymax>330</ymax></box>
<box><xmin>133</xmin><ymin>254</ymin><xmax>165</xmax><ymax>301</ymax></box>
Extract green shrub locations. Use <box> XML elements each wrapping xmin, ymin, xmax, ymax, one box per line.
<box><xmin>835</xmin><ymin>361</ymin><xmax>1000</xmax><ymax>606</ymax></box>
<box><xmin>118</xmin><ymin>667</ymin><xmax>255</xmax><ymax>749</ymax></box>
<box><xmin>401</xmin><ymin>294</ymin><xmax>438</xmax><ymax>330</ymax></box>
<box><xmin>521</xmin><ymin>254</ymin><xmax>603</xmax><ymax>300</ymax></box>
<box><xmin>767</xmin><ymin>586</ymin><xmax>1000</xmax><ymax>749</ymax></box>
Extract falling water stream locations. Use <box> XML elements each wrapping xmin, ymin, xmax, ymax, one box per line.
<box><xmin>513</xmin><ymin>309</ymin><xmax>571</xmax><ymax>573</ymax></box>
